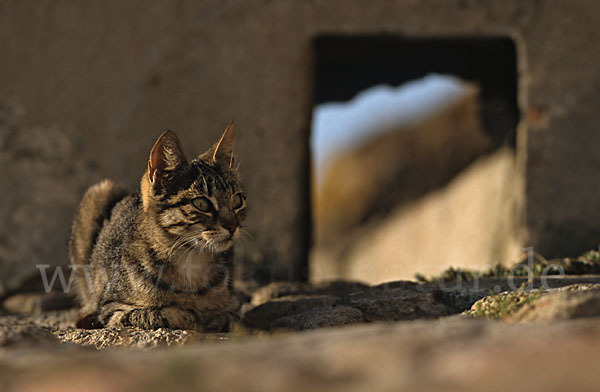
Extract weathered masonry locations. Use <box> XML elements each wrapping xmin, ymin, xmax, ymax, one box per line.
<box><xmin>1</xmin><ymin>1</ymin><xmax>600</xmax><ymax>288</ymax></box>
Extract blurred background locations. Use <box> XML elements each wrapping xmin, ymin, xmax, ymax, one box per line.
<box><xmin>309</xmin><ymin>36</ymin><xmax>521</xmax><ymax>283</ymax></box>
<box><xmin>2</xmin><ymin>1</ymin><xmax>600</xmax><ymax>292</ymax></box>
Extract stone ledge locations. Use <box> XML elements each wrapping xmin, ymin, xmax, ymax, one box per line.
<box><xmin>3</xmin><ymin>276</ymin><xmax>600</xmax><ymax>349</ymax></box>
<box><xmin>1</xmin><ymin>318</ymin><xmax>600</xmax><ymax>392</ymax></box>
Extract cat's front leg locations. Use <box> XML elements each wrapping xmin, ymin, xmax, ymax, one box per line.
<box><xmin>159</xmin><ymin>307</ymin><xmax>198</xmax><ymax>329</ymax></box>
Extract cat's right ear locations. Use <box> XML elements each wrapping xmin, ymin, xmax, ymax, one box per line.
<box><xmin>148</xmin><ymin>130</ymin><xmax>188</xmax><ymax>187</ymax></box>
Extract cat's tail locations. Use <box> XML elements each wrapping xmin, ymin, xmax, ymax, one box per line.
<box><xmin>69</xmin><ymin>180</ymin><xmax>128</xmax><ymax>304</ymax></box>
<box><xmin>69</xmin><ymin>179</ymin><xmax>129</xmax><ymax>267</ymax></box>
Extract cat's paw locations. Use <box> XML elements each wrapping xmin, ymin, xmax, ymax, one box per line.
<box><xmin>119</xmin><ymin>308</ymin><xmax>170</xmax><ymax>329</ymax></box>
<box><xmin>75</xmin><ymin>312</ymin><xmax>104</xmax><ymax>329</ymax></box>
<box><xmin>105</xmin><ymin>310</ymin><xmax>131</xmax><ymax>329</ymax></box>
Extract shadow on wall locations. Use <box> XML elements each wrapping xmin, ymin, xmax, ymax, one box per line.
<box><xmin>310</xmin><ymin>86</ymin><xmax>523</xmax><ymax>284</ymax></box>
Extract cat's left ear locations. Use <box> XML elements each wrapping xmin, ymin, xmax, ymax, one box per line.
<box><xmin>210</xmin><ymin>121</ymin><xmax>235</xmax><ymax>168</ymax></box>
<box><xmin>148</xmin><ymin>130</ymin><xmax>188</xmax><ymax>187</ymax></box>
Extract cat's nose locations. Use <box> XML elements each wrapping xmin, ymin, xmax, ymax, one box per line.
<box><xmin>224</xmin><ymin>223</ymin><xmax>238</xmax><ymax>235</ymax></box>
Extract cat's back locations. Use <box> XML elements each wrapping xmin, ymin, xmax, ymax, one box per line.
<box><xmin>91</xmin><ymin>192</ymin><xmax>142</xmax><ymax>267</ymax></box>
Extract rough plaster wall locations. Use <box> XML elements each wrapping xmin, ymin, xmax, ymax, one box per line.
<box><xmin>519</xmin><ymin>1</ymin><xmax>600</xmax><ymax>255</ymax></box>
<box><xmin>0</xmin><ymin>100</ymin><xmax>97</xmax><ymax>293</ymax></box>
<box><xmin>1</xmin><ymin>0</ymin><xmax>599</xmax><ymax>289</ymax></box>
<box><xmin>0</xmin><ymin>1</ymin><xmax>315</xmax><ymax>287</ymax></box>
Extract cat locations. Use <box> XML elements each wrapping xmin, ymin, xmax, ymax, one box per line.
<box><xmin>69</xmin><ymin>122</ymin><xmax>246</xmax><ymax>331</ymax></box>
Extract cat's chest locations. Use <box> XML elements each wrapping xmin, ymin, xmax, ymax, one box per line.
<box><xmin>170</xmin><ymin>250</ymin><xmax>214</xmax><ymax>288</ymax></box>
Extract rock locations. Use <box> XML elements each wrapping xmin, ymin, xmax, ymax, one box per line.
<box><xmin>0</xmin><ymin>310</ymin><xmax>77</xmax><ymax>331</ymax></box>
<box><xmin>2</xmin><ymin>278</ymin><xmax>600</xmax><ymax>391</ymax></box>
<box><xmin>3</xmin><ymin>318</ymin><xmax>600</xmax><ymax>391</ymax></box>
<box><xmin>510</xmin><ymin>284</ymin><xmax>600</xmax><ymax>323</ymax></box>
<box><xmin>464</xmin><ymin>283</ymin><xmax>600</xmax><ymax>323</ymax></box>
<box><xmin>464</xmin><ymin>289</ymin><xmax>544</xmax><ymax>320</ymax></box>
<box><xmin>264</xmin><ymin>306</ymin><xmax>365</xmax><ymax>331</ymax></box>
<box><xmin>246</xmin><ymin>278</ymin><xmax>600</xmax><ymax>330</ymax></box>
<box><xmin>3</xmin><ymin>293</ymin><xmax>77</xmax><ymax>314</ymax></box>
<box><xmin>0</xmin><ymin>309</ymin><xmax>224</xmax><ymax>350</ymax></box>
<box><xmin>249</xmin><ymin>281</ymin><xmax>369</xmax><ymax>306</ymax></box>
<box><xmin>347</xmin><ymin>288</ymin><xmax>449</xmax><ymax>322</ymax></box>
<box><xmin>242</xmin><ymin>280</ymin><xmax>467</xmax><ymax>331</ymax></box>
<box><xmin>0</xmin><ymin>326</ymin><xmax>60</xmax><ymax>348</ymax></box>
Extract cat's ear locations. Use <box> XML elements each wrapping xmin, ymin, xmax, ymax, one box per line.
<box><xmin>208</xmin><ymin>121</ymin><xmax>235</xmax><ymax>168</ymax></box>
<box><xmin>148</xmin><ymin>130</ymin><xmax>188</xmax><ymax>186</ymax></box>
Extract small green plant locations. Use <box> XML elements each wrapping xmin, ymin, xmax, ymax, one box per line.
<box><xmin>414</xmin><ymin>273</ymin><xmax>428</xmax><ymax>283</ymax></box>
<box><xmin>464</xmin><ymin>284</ymin><xmax>543</xmax><ymax>320</ymax></box>
<box><xmin>579</xmin><ymin>248</ymin><xmax>600</xmax><ymax>264</ymax></box>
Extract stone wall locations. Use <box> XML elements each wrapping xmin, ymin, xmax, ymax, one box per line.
<box><xmin>1</xmin><ymin>0</ymin><xmax>600</xmax><ymax>288</ymax></box>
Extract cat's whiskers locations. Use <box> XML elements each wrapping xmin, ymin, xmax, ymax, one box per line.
<box><xmin>167</xmin><ymin>235</ymin><xmax>193</xmax><ymax>259</ymax></box>
<box><xmin>180</xmin><ymin>240</ymin><xmax>197</xmax><ymax>265</ymax></box>
<box><xmin>168</xmin><ymin>231</ymin><xmax>205</xmax><ymax>260</ymax></box>
<box><xmin>199</xmin><ymin>230</ymin><xmax>226</xmax><ymax>253</ymax></box>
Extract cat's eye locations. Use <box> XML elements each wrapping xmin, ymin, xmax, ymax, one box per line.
<box><xmin>232</xmin><ymin>193</ymin><xmax>245</xmax><ymax>210</ymax></box>
<box><xmin>192</xmin><ymin>197</ymin><xmax>212</xmax><ymax>213</ymax></box>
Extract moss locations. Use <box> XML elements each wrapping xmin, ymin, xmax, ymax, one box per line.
<box><xmin>463</xmin><ymin>285</ymin><xmax>544</xmax><ymax>320</ymax></box>
<box><xmin>416</xmin><ymin>247</ymin><xmax>600</xmax><ymax>283</ymax></box>
<box><xmin>414</xmin><ymin>263</ymin><xmax>512</xmax><ymax>283</ymax></box>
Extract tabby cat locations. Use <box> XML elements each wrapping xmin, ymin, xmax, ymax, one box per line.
<box><xmin>69</xmin><ymin>123</ymin><xmax>246</xmax><ymax>331</ymax></box>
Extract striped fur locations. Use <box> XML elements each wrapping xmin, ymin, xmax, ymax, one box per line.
<box><xmin>69</xmin><ymin>123</ymin><xmax>246</xmax><ymax>331</ymax></box>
